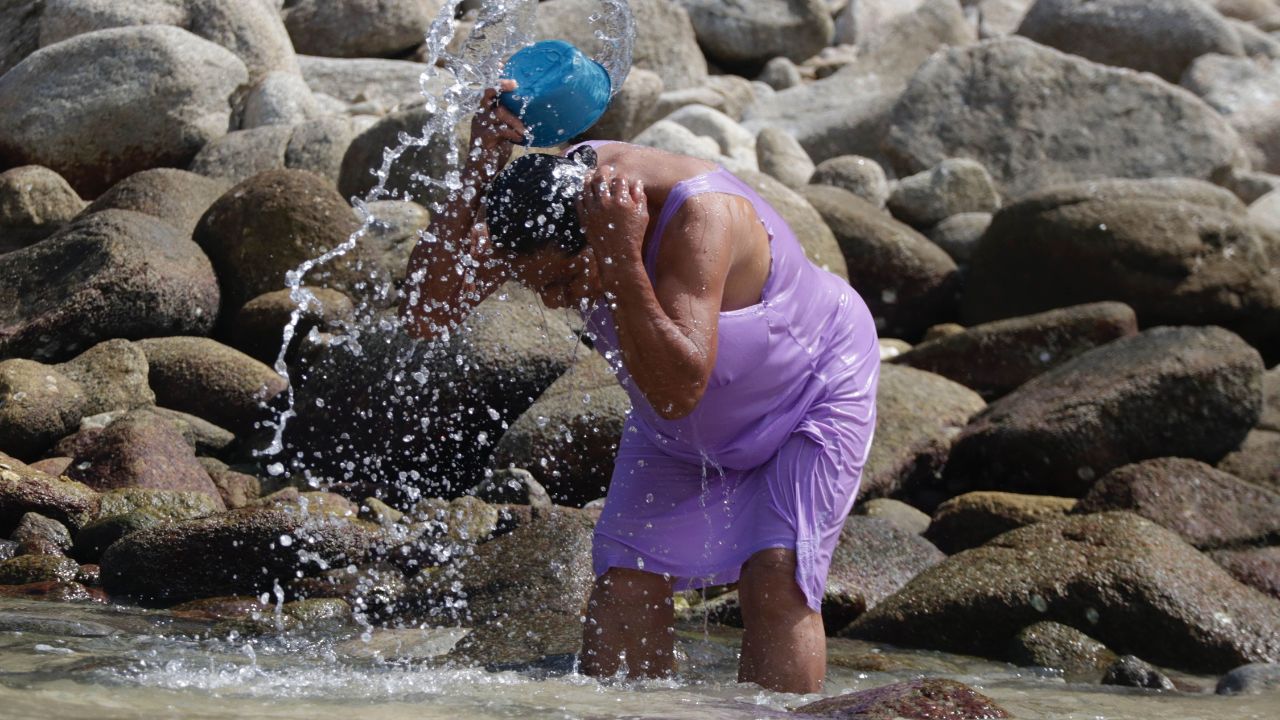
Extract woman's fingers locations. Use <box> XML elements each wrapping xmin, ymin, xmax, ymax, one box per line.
<box><xmin>630</xmin><ymin>179</ymin><xmax>646</xmax><ymax>209</ymax></box>
<box><xmin>498</xmin><ymin>78</ymin><xmax>518</xmax><ymax>93</ymax></box>
<box><xmin>493</xmin><ymin>104</ymin><xmax>526</xmax><ymax>136</ymax></box>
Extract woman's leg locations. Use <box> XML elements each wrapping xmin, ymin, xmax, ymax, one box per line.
<box><xmin>737</xmin><ymin>548</ymin><xmax>825</xmax><ymax>693</ymax></box>
<box><xmin>580</xmin><ymin>567</ymin><xmax>676</xmax><ymax>679</ymax></box>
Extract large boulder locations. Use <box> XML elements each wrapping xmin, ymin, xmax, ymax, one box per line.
<box><xmin>1183</xmin><ymin>54</ymin><xmax>1280</xmax><ymax>174</ymax></box>
<box><xmin>35</xmin><ymin>0</ymin><xmax>299</xmax><ymax>80</ymax></box>
<box><xmin>100</xmin><ymin>506</ymin><xmax>378</xmax><ymax>604</ymax></box>
<box><xmin>0</xmin><ymin>210</ymin><xmax>220</xmax><ymax>362</ymax></box>
<box><xmin>1016</xmin><ymin>0</ymin><xmax>1243</xmax><ymax>82</ymax></box>
<box><xmin>943</xmin><ymin>326</ymin><xmax>1263</xmax><ymax>497</ymax></box>
<box><xmin>0</xmin><ymin>453</ymin><xmax>100</xmax><ymax>535</ymax></box>
<box><xmin>844</xmin><ymin>512</ymin><xmax>1280</xmax><ymax>673</ymax></box>
<box><xmin>0</xmin><ymin>0</ymin><xmax>42</xmax><ymax>77</ymax></box>
<box><xmin>0</xmin><ymin>26</ymin><xmax>248</xmax><ymax>197</ymax></box>
<box><xmin>803</xmin><ymin>184</ymin><xmax>959</xmax><ymax>339</ymax></box>
<box><xmin>298</xmin><ymin>55</ymin><xmax>429</xmax><ymax>111</ymax></box>
<box><xmin>189</xmin><ymin>117</ymin><xmax>357</xmax><ymax>187</ymax></box>
<box><xmin>674</xmin><ymin>0</ymin><xmax>834</xmax><ymax>69</ymax></box>
<box><xmin>135</xmin><ymin>337</ymin><xmax>287</xmax><ymax>436</ymax></box>
<box><xmin>823</xmin><ymin>516</ymin><xmax>946</xmax><ymax>629</ymax></box>
<box><xmin>492</xmin><ymin>354</ymin><xmax>629</xmax><ymax>507</ymax></box>
<box><xmin>860</xmin><ymin>365</ymin><xmax>986</xmax><ymax>505</ymax></box>
<box><xmin>0</xmin><ymin>166</ymin><xmax>85</xmax><ymax>248</ymax></box>
<box><xmin>81</xmin><ymin>169</ymin><xmax>229</xmax><ymax>240</ymax></box>
<box><xmin>925</xmin><ymin>491</ymin><xmax>1076</xmax><ymax>554</ymax></box>
<box><xmin>194</xmin><ymin>169</ymin><xmax>366</xmax><ymax>315</ymax></box>
<box><xmin>885</xmin><ymin>38</ymin><xmax>1244</xmax><ymax>198</ymax></box>
<box><xmin>0</xmin><ymin>360</ymin><xmax>86</xmax><ymax>460</ymax></box>
<box><xmin>1073</xmin><ymin>458</ymin><xmax>1280</xmax><ymax>549</ymax></box>
<box><xmin>283</xmin><ymin>0</ymin><xmax>444</xmax><ymax>59</ymax></box>
<box><xmin>960</xmin><ymin>178</ymin><xmax>1280</xmax><ymax>362</ymax></box>
<box><xmin>738</xmin><ymin>171</ymin><xmax>850</xmax><ymax>281</ymax></box>
<box><xmin>893</xmin><ymin>303</ymin><xmax>1139</xmax><ymax>400</ymax></box>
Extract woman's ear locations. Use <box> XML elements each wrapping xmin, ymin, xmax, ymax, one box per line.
<box><xmin>568</xmin><ymin>145</ymin><xmax>598</xmax><ymax>169</ymax></box>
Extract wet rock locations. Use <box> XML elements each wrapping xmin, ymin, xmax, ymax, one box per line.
<box><xmin>10</xmin><ymin>512</ymin><xmax>72</xmax><ymax>557</ymax></box>
<box><xmin>1208</xmin><ymin>546</ymin><xmax>1280</xmax><ymax>600</ymax></box>
<box><xmin>359</xmin><ymin>498</ymin><xmax>404</xmax><ymax>527</ymax></box>
<box><xmin>96</xmin><ymin>488</ymin><xmax>225</xmax><ymax>524</ymax></box>
<box><xmin>1073</xmin><ymin>458</ymin><xmax>1280</xmax><ymax>549</ymax></box>
<box><xmin>0</xmin><ymin>453</ymin><xmax>99</xmax><ymax>535</ymax></box>
<box><xmin>1218</xmin><ymin>429</ymin><xmax>1280</xmax><ymax>492</ymax></box>
<box><xmin>64</xmin><ymin>410</ymin><xmax>225</xmax><ymax>505</ymax></box>
<box><xmin>888</xmin><ymin>158</ymin><xmax>1001</xmax><ymax>228</ymax></box>
<box><xmin>197</xmin><ymin>459</ymin><xmax>261</xmax><ymax>510</ymax></box>
<box><xmin>861</xmin><ymin>365</ymin><xmax>985</xmax><ymax>505</ymax></box>
<box><xmin>81</xmin><ymin>169</ymin><xmax>229</xmax><ymax>241</ymax></box>
<box><xmin>740</xmin><ymin>172</ymin><xmax>850</xmax><ymax>280</ymax></box>
<box><xmin>926</xmin><ymin>492</ymin><xmax>1076</xmax><ymax>554</ymax></box>
<box><xmin>803</xmin><ymin>184</ymin><xmax>959</xmax><ymax>339</ymax></box>
<box><xmin>676</xmin><ymin>0</ymin><xmax>834</xmax><ymax>69</ymax></box>
<box><xmin>943</xmin><ymin>326</ymin><xmax>1263</xmax><ymax>497</ymax></box>
<box><xmin>0</xmin><ymin>579</ymin><xmax>106</xmax><ymax>603</ymax></box>
<box><xmin>170</xmin><ymin>595</ymin><xmax>269</xmax><ymax>621</ymax></box>
<box><xmin>810</xmin><ymin>155</ymin><xmax>891</xmax><ymax>208</ymax></box>
<box><xmin>926</xmin><ymin>212</ymin><xmax>989</xmax><ymax>265</ymax></box>
<box><xmin>1016</xmin><ymin>0</ymin><xmax>1242</xmax><ymax>82</ymax></box>
<box><xmin>492</xmin><ymin>354</ymin><xmax>629</xmax><ymax>507</ymax></box>
<box><xmin>56</xmin><ymin>340</ymin><xmax>154</xmax><ymax>417</ymax></box>
<box><xmin>229</xmin><ymin>287</ymin><xmax>355</xmax><ymax>366</ymax></box>
<box><xmin>1217</xmin><ymin>662</ymin><xmax>1280</xmax><ymax>695</ymax></box>
<box><xmin>1008</xmin><ymin>621</ymin><xmax>1116</xmax><ymax>680</ymax></box>
<box><xmin>289</xmin><ymin>563</ymin><xmax>407</xmax><ymax>620</ymax></box>
<box><xmin>757</xmin><ymin>127</ymin><xmax>816</xmax><ymax>190</ymax></box>
<box><xmin>535</xmin><ymin>0</ymin><xmax>708</xmax><ymax>91</ymax></box>
<box><xmin>100</xmin><ymin>506</ymin><xmax>378</xmax><ymax>604</ymax></box>
<box><xmin>579</xmin><ymin>68</ymin><xmax>664</xmax><ymax>143</ymax></box>
<box><xmin>469</xmin><ymin>469</ymin><xmax>553</xmax><ymax>508</ymax></box>
<box><xmin>283</xmin><ymin>0</ymin><xmax>443</xmax><ymax>59</ymax></box>
<box><xmin>253</xmin><ymin>489</ymin><xmax>359</xmax><ymax>519</ymax></box>
<box><xmin>72</xmin><ymin>511</ymin><xmax>169</xmax><ymax>565</ymax></box>
<box><xmin>136</xmin><ymin>337</ymin><xmax>287</xmax><ymax>436</ymax></box>
<box><xmin>844</xmin><ymin>512</ymin><xmax>1280</xmax><ymax>673</ymax></box>
<box><xmin>893</xmin><ymin>303</ymin><xmax>1140</xmax><ymax>400</ymax></box>
<box><xmin>0</xmin><ymin>166</ymin><xmax>84</xmax><ymax>248</ymax></box>
<box><xmin>1183</xmin><ymin>54</ymin><xmax>1280</xmax><ymax>174</ymax></box>
<box><xmin>75</xmin><ymin>407</ymin><xmax>235</xmax><ymax>458</ymax></box>
<box><xmin>27</xmin><ymin>458</ymin><xmax>70</xmax><ymax>477</ymax></box>
<box><xmin>0</xmin><ymin>554</ymin><xmax>78</xmax><ymax>584</ymax></box>
<box><xmin>854</xmin><ymin>498</ymin><xmax>931</xmax><ymax>535</ymax></box>
<box><xmin>0</xmin><ymin>26</ymin><xmax>247</xmax><ymax>197</ymax></box>
<box><xmin>1102</xmin><ymin>655</ymin><xmax>1178</xmax><ymax>691</ymax></box>
<box><xmin>961</xmin><ymin>178</ymin><xmax>1280</xmax><ymax>361</ymax></box>
<box><xmin>0</xmin><ymin>360</ymin><xmax>86</xmax><ymax>460</ymax></box>
<box><xmin>886</xmin><ymin>38</ymin><xmax>1243</xmax><ymax>198</ymax></box>
<box><xmin>442</xmin><ymin>507</ymin><xmax>596</xmax><ymax>665</ymax></box>
<box><xmin>793</xmin><ymin>677</ymin><xmax>1010</xmax><ymax>719</ymax></box>
<box><xmin>298</xmin><ymin>55</ymin><xmax>428</xmax><ymax>111</ymax></box>
<box><xmin>824</xmin><ymin>516</ymin><xmax>946</xmax><ymax>629</ymax></box>
<box><xmin>0</xmin><ymin>210</ymin><xmax>220</xmax><ymax>362</ymax></box>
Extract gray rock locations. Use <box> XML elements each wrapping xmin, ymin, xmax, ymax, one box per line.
<box><xmin>854</xmin><ymin>497</ymin><xmax>931</xmax><ymax>534</ymax></box>
<box><xmin>56</xmin><ymin>340</ymin><xmax>154</xmax><ymax>416</ymax></box>
<box><xmin>535</xmin><ymin>0</ymin><xmax>708</xmax><ymax>91</ymax></box>
<box><xmin>357</xmin><ymin>199</ymin><xmax>431</xmax><ymax>291</ymax></box>
<box><xmin>893</xmin><ymin>302</ymin><xmax>1140</xmax><ymax>400</ymax></box>
<box><xmin>674</xmin><ymin>0</ymin><xmax>834</xmax><ymax>68</ymax></box>
<box><xmin>757</xmin><ymin>56</ymin><xmax>802</xmax><ymax>90</ymax></box>
<box><xmin>632</xmin><ymin>121</ymin><xmax>724</xmax><ymax>164</ymax></box>
<box><xmin>0</xmin><ymin>166</ymin><xmax>85</xmax><ymax>248</ymax></box>
<box><xmin>1250</xmin><ymin>187</ymin><xmax>1280</xmax><ymax>233</ymax></box>
<box><xmin>337</xmin><ymin>106</ymin><xmax>463</xmax><ymax>206</ymax></box>
<box><xmin>810</xmin><ymin>155</ymin><xmax>890</xmax><ymax>208</ymax></box>
<box><xmin>860</xmin><ymin>365</ymin><xmax>986</xmax><ymax>503</ymax></box>
<box><xmin>469</xmin><ymin>468</ymin><xmax>552</xmax><ymax>508</ymax></box>
<box><xmin>0</xmin><ymin>360</ymin><xmax>86</xmax><ymax>461</ymax></box>
<box><xmin>229</xmin><ymin>287</ymin><xmax>355</xmax><ymax>366</ymax></box>
<box><xmin>298</xmin><ymin>55</ymin><xmax>430</xmax><ymax>111</ymax></box>
<box><xmin>1009</xmin><ymin>621</ymin><xmax>1116</xmax><ymax>680</ymax></box>
<box><xmin>36</xmin><ymin>0</ymin><xmax>299</xmax><ymax>80</ymax></box>
<box><xmin>1102</xmin><ymin>655</ymin><xmax>1178</xmax><ymax>691</ymax></box>
<box><xmin>845</xmin><ymin>512</ymin><xmax>1280</xmax><ymax>673</ymax></box>
<box><xmin>1183</xmin><ymin>54</ymin><xmax>1280</xmax><ymax>174</ymax></box>
<box><xmin>136</xmin><ymin>337</ymin><xmax>288</xmax><ymax>437</ymax></box>
<box><xmin>11</xmin><ymin>512</ymin><xmax>72</xmax><ymax>556</ymax></box>
<box><xmin>963</xmin><ymin>178</ymin><xmax>1280</xmax><ymax>362</ymax></box>
<box><xmin>887</xmin><ymin>158</ymin><xmax>1002</xmax><ymax>227</ymax></box>
<box><xmin>756</xmin><ymin>127</ymin><xmax>815</xmax><ymax>189</ymax></box>
<box><xmin>0</xmin><ymin>210</ymin><xmax>220</xmax><ymax>362</ymax></box>
<box><xmin>1264</xmin><ymin>366</ymin><xmax>1280</xmax><ymax>431</ymax></box>
<box><xmin>0</xmin><ymin>0</ymin><xmax>41</xmax><ymax>77</ymax></box>
<box><xmin>824</xmin><ymin>516</ymin><xmax>946</xmax><ymax>629</ymax></box>
<box><xmin>283</xmin><ymin>0</ymin><xmax>444</xmax><ymax>59</ymax></box>
<box><xmin>1217</xmin><ymin>167</ymin><xmax>1280</xmax><ymax>204</ymax></box>
<box><xmin>972</xmin><ymin>0</ymin><xmax>1034</xmax><ymax>37</ymax></box>
<box><xmin>81</xmin><ymin>169</ymin><xmax>229</xmax><ymax>240</ymax></box>
<box><xmin>741</xmin><ymin>172</ymin><xmax>850</xmax><ymax>280</ymax></box>
<box><xmin>803</xmin><ymin>184</ymin><xmax>959</xmax><ymax>338</ymax></box>
<box><xmin>661</xmin><ymin>104</ymin><xmax>757</xmax><ymax>172</ymax></box>
<box><xmin>492</xmin><ymin>354</ymin><xmax>630</xmax><ymax>507</ymax></box>
<box><xmin>1217</xmin><ymin>662</ymin><xmax>1280</xmax><ymax>695</ymax></box>
<box><xmin>1075</xmin><ymin>457</ymin><xmax>1280</xmax><ymax>549</ymax></box>
<box><xmin>0</xmin><ymin>26</ymin><xmax>248</xmax><ymax>197</ymax></box>
<box><xmin>926</xmin><ymin>211</ymin><xmax>990</xmax><ymax>263</ymax></box>
<box><xmin>579</xmin><ymin>68</ymin><xmax>663</xmax><ymax>143</ymax></box>
<box><xmin>1016</xmin><ymin>0</ymin><xmax>1243</xmax><ymax>82</ymax></box>
<box><xmin>241</xmin><ymin>71</ymin><xmax>321</xmax><ymax>129</ymax></box>
<box><xmin>283</xmin><ymin>116</ymin><xmax>359</xmax><ymax>189</ymax></box>
<box><xmin>190</xmin><ymin>117</ymin><xmax>357</xmax><ymax>187</ymax></box>
<box><xmin>1229</xmin><ymin>17</ymin><xmax>1280</xmax><ymax>57</ymax></box>
<box><xmin>944</xmin><ymin>326</ymin><xmax>1264</xmax><ymax>497</ymax></box>
<box><xmin>926</xmin><ymin>491</ymin><xmax>1076</xmax><ymax>554</ymax></box>
<box><xmin>886</xmin><ymin>37</ymin><xmax>1244</xmax><ymax>198</ymax></box>
<box><xmin>834</xmin><ymin>0</ymin><xmax>931</xmax><ymax>45</ymax></box>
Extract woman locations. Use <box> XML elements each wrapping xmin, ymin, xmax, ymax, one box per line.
<box><xmin>401</xmin><ymin>84</ymin><xmax>879</xmax><ymax>693</ymax></box>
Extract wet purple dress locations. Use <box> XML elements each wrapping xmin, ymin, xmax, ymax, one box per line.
<box><xmin>573</xmin><ymin>142</ymin><xmax>880</xmax><ymax>611</ymax></box>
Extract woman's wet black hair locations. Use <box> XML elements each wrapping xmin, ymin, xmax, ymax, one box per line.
<box><xmin>484</xmin><ymin>145</ymin><xmax>598</xmax><ymax>255</ymax></box>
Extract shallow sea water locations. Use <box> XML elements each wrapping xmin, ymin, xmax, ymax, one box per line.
<box><xmin>1</xmin><ymin>598</ymin><xmax>1276</xmax><ymax>720</ymax></box>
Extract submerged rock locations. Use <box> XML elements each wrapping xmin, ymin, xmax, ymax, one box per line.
<box><xmin>1217</xmin><ymin>662</ymin><xmax>1280</xmax><ymax>695</ymax></box>
<box><xmin>1008</xmin><ymin>621</ymin><xmax>1117</xmax><ymax>680</ymax></box>
<box><xmin>1102</xmin><ymin>655</ymin><xmax>1178</xmax><ymax>691</ymax></box>
<box><xmin>943</xmin><ymin>326</ymin><xmax>1263</xmax><ymax>497</ymax></box>
<box><xmin>925</xmin><ymin>492</ymin><xmax>1076</xmax><ymax>554</ymax></box>
<box><xmin>824</xmin><ymin>516</ymin><xmax>946</xmax><ymax>629</ymax></box>
<box><xmin>844</xmin><ymin>512</ymin><xmax>1280</xmax><ymax>673</ymax></box>
<box><xmin>793</xmin><ymin>677</ymin><xmax>1010</xmax><ymax>719</ymax></box>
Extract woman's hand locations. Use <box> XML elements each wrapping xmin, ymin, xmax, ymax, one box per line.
<box><xmin>577</xmin><ymin>165</ymin><xmax>650</xmax><ymax>274</ymax></box>
<box><xmin>471</xmin><ymin>80</ymin><xmax>526</xmax><ymax>160</ymax></box>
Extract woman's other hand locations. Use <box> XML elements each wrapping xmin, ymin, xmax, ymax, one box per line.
<box><xmin>578</xmin><ymin>165</ymin><xmax>650</xmax><ymax>273</ymax></box>
<box><xmin>471</xmin><ymin>80</ymin><xmax>527</xmax><ymax>158</ymax></box>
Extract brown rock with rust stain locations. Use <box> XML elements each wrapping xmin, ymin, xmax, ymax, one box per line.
<box><xmin>794</xmin><ymin>677</ymin><xmax>1009</xmax><ymax>719</ymax></box>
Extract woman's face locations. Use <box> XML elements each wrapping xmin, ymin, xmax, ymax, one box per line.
<box><xmin>509</xmin><ymin>244</ymin><xmax>600</xmax><ymax>310</ymax></box>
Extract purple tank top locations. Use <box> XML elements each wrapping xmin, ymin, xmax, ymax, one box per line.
<box><xmin>574</xmin><ymin>142</ymin><xmax>870</xmax><ymax>471</ymax></box>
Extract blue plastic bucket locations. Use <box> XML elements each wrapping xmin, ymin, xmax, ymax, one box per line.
<box><xmin>499</xmin><ymin>40</ymin><xmax>612</xmax><ymax>147</ymax></box>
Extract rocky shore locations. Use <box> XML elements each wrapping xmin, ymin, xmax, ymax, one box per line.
<box><xmin>2</xmin><ymin>0</ymin><xmax>1280</xmax><ymax>714</ymax></box>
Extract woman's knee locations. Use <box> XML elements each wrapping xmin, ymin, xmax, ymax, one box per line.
<box><xmin>738</xmin><ymin>549</ymin><xmax>811</xmax><ymax>623</ymax></box>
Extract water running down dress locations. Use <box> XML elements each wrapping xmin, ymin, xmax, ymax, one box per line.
<box><xmin>574</xmin><ymin>142</ymin><xmax>880</xmax><ymax>611</ymax></box>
